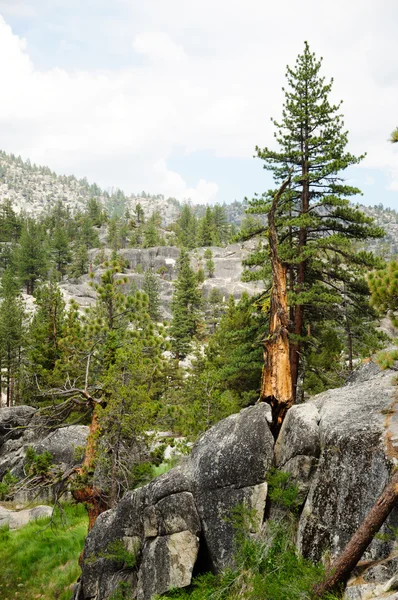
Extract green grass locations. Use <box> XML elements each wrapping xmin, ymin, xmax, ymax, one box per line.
<box><xmin>159</xmin><ymin>519</ymin><xmax>341</xmax><ymax>599</ymax></box>
<box><xmin>0</xmin><ymin>503</ymin><xmax>88</xmax><ymax>600</ymax></box>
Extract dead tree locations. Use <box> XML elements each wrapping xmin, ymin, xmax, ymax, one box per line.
<box><xmin>260</xmin><ymin>176</ymin><xmax>293</xmax><ymax>435</ymax></box>
<box><xmin>40</xmin><ymin>373</ymin><xmax>110</xmax><ymax>531</ymax></box>
<box><xmin>313</xmin><ymin>470</ymin><xmax>398</xmax><ymax>597</ymax></box>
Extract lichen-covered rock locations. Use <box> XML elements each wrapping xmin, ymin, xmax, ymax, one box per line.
<box><xmin>75</xmin><ymin>404</ymin><xmax>274</xmax><ymax>599</ymax></box>
<box><xmin>0</xmin><ymin>406</ymin><xmax>36</xmax><ymax>444</ymax></box>
<box><xmin>274</xmin><ymin>403</ymin><xmax>320</xmax><ymax>467</ymax></box>
<box><xmin>33</xmin><ymin>425</ymin><xmax>89</xmax><ymax>470</ymax></box>
<box><xmin>196</xmin><ymin>482</ymin><xmax>268</xmax><ymax>572</ymax></box>
<box><xmin>190</xmin><ymin>403</ymin><xmax>273</xmax><ymax>491</ymax></box>
<box><xmin>297</xmin><ymin>366</ymin><xmax>398</xmax><ymax>563</ymax></box>
<box><xmin>190</xmin><ymin>404</ymin><xmax>273</xmax><ymax>571</ymax></box>
<box><xmin>137</xmin><ymin>531</ymin><xmax>200</xmax><ymax>600</ymax></box>
<box><xmin>0</xmin><ymin>407</ymin><xmax>89</xmax><ymax>501</ymax></box>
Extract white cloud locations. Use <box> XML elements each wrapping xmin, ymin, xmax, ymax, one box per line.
<box><xmin>154</xmin><ymin>160</ymin><xmax>218</xmax><ymax>204</ymax></box>
<box><xmin>0</xmin><ymin>1</ymin><xmax>397</xmax><ymax>202</ymax></box>
<box><xmin>133</xmin><ymin>32</ymin><xmax>187</xmax><ymax>63</ymax></box>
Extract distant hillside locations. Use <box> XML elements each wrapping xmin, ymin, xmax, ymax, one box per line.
<box><xmin>0</xmin><ymin>150</ymin><xmax>397</xmax><ymax>256</ymax></box>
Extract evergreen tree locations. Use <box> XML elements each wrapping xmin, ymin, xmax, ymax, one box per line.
<box><xmin>243</xmin><ymin>42</ymin><xmax>384</xmax><ymax>398</ymax></box>
<box><xmin>170</xmin><ymin>249</ymin><xmax>202</xmax><ymax>360</ymax></box>
<box><xmin>143</xmin><ymin>269</ymin><xmax>162</xmax><ymax>322</ymax></box>
<box><xmin>17</xmin><ymin>221</ymin><xmax>48</xmax><ymax>294</ymax></box>
<box><xmin>87</xmin><ymin>197</ymin><xmax>105</xmax><ymax>227</ymax></box>
<box><xmin>0</xmin><ymin>270</ymin><xmax>26</xmax><ymax>406</ymax></box>
<box><xmin>204</xmin><ymin>248</ymin><xmax>215</xmax><ymax>278</ymax></box>
<box><xmin>197</xmin><ymin>207</ymin><xmax>213</xmax><ymax>247</ymax></box>
<box><xmin>368</xmin><ymin>260</ymin><xmax>398</xmax><ymax>323</ymax></box>
<box><xmin>69</xmin><ymin>243</ymin><xmax>89</xmax><ymax>278</ymax></box>
<box><xmin>175</xmin><ymin>205</ymin><xmax>197</xmax><ymax>249</ymax></box>
<box><xmin>143</xmin><ymin>217</ymin><xmax>159</xmax><ymax>248</ymax></box>
<box><xmin>78</xmin><ymin>215</ymin><xmax>100</xmax><ymax>249</ymax></box>
<box><xmin>212</xmin><ymin>205</ymin><xmax>230</xmax><ymax>245</ymax></box>
<box><xmin>51</xmin><ymin>224</ymin><xmax>71</xmax><ymax>276</ymax></box>
<box><xmin>107</xmin><ymin>217</ymin><xmax>122</xmax><ymax>252</ymax></box>
<box><xmin>0</xmin><ymin>199</ymin><xmax>21</xmax><ymax>242</ymax></box>
<box><xmin>390</xmin><ymin>127</ymin><xmax>398</xmax><ymax>143</ymax></box>
<box><xmin>26</xmin><ymin>280</ymin><xmax>66</xmax><ymax>399</ymax></box>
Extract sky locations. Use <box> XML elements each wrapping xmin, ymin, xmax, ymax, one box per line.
<box><xmin>0</xmin><ymin>0</ymin><xmax>397</xmax><ymax>208</ymax></box>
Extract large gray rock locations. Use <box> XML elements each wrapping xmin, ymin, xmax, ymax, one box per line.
<box><xmin>274</xmin><ymin>403</ymin><xmax>320</xmax><ymax>505</ymax></box>
<box><xmin>0</xmin><ymin>407</ymin><xmax>89</xmax><ymax>501</ymax></box>
<box><xmin>0</xmin><ymin>406</ymin><xmax>36</xmax><ymax>445</ymax></box>
<box><xmin>297</xmin><ymin>366</ymin><xmax>398</xmax><ymax>563</ymax></box>
<box><xmin>33</xmin><ymin>425</ymin><xmax>89</xmax><ymax>469</ymax></box>
<box><xmin>75</xmin><ymin>404</ymin><xmax>275</xmax><ymax>600</ymax></box>
<box><xmin>191</xmin><ymin>404</ymin><xmax>273</xmax><ymax>571</ymax></box>
<box><xmin>137</xmin><ymin>531</ymin><xmax>200</xmax><ymax>600</ymax></box>
<box><xmin>0</xmin><ymin>504</ymin><xmax>53</xmax><ymax>529</ymax></box>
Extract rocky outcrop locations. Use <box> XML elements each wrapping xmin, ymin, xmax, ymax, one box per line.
<box><xmin>0</xmin><ymin>406</ymin><xmax>89</xmax><ymax>501</ymax></box>
<box><xmin>297</xmin><ymin>367</ymin><xmax>398</xmax><ymax>565</ymax></box>
<box><xmin>64</xmin><ymin>243</ymin><xmax>259</xmax><ymax>319</ymax></box>
<box><xmin>75</xmin><ymin>361</ymin><xmax>398</xmax><ymax>599</ymax></box>
<box><xmin>75</xmin><ymin>404</ymin><xmax>274</xmax><ymax>600</ymax></box>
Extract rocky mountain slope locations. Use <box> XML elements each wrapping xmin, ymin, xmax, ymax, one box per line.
<box><xmin>73</xmin><ymin>361</ymin><xmax>398</xmax><ymax>600</ymax></box>
<box><xmin>59</xmin><ymin>243</ymin><xmax>260</xmax><ymax>319</ymax></box>
<box><xmin>1</xmin><ymin>151</ymin><xmax>398</xmax><ymax>257</ymax></box>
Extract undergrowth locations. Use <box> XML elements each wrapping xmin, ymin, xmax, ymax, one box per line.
<box><xmin>159</xmin><ymin>470</ymin><xmax>341</xmax><ymax>600</ymax></box>
<box><xmin>0</xmin><ymin>503</ymin><xmax>87</xmax><ymax>600</ymax></box>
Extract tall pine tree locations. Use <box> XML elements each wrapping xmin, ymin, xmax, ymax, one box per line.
<box><xmin>170</xmin><ymin>249</ymin><xmax>202</xmax><ymax>360</ymax></box>
<box><xmin>243</xmin><ymin>42</ymin><xmax>384</xmax><ymax>399</ymax></box>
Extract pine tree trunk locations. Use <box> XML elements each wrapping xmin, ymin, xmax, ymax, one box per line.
<box><xmin>261</xmin><ymin>177</ymin><xmax>293</xmax><ymax>435</ymax></box>
<box><xmin>72</xmin><ymin>410</ymin><xmax>109</xmax><ymax>531</ymax></box>
<box><xmin>290</xmin><ymin>104</ymin><xmax>310</xmax><ymax>400</ymax></box>
<box><xmin>313</xmin><ymin>471</ymin><xmax>398</xmax><ymax>597</ymax></box>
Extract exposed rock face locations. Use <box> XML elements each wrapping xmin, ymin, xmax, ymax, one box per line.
<box><xmin>75</xmin><ymin>404</ymin><xmax>274</xmax><ymax>600</ymax></box>
<box><xmin>75</xmin><ymin>362</ymin><xmax>398</xmax><ymax>599</ymax></box>
<box><xmin>0</xmin><ymin>406</ymin><xmax>89</xmax><ymax>501</ymax></box>
<box><xmin>64</xmin><ymin>243</ymin><xmax>259</xmax><ymax>319</ymax></box>
<box><xmin>296</xmin><ymin>367</ymin><xmax>398</xmax><ymax>564</ymax></box>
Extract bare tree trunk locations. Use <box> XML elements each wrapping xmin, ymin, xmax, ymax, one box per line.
<box><xmin>261</xmin><ymin>176</ymin><xmax>293</xmax><ymax>435</ymax></box>
<box><xmin>72</xmin><ymin>410</ymin><xmax>109</xmax><ymax>531</ymax></box>
<box><xmin>313</xmin><ymin>471</ymin><xmax>398</xmax><ymax>597</ymax></box>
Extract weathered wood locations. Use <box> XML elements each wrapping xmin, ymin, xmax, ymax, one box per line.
<box><xmin>72</xmin><ymin>409</ymin><xmax>109</xmax><ymax>531</ymax></box>
<box><xmin>261</xmin><ymin>176</ymin><xmax>293</xmax><ymax>435</ymax></box>
<box><xmin>313</xmin><ymin>471</ymin><xmax>398</xmax><ymax>597</ymax></box>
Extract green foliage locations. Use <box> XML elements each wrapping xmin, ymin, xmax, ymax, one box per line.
<box><xmin>69</xmin><ymin>243</ymin><xmax>89</xmax><ymax>278</ymax></box>
<box><xmin>170</xmin><ymin>249</ymin><xmax>203</xmax><ymax>360</ymax></box>
<box><xmin>0</xmin><ymin>471</ymin><xmax>19</xmax><ymax>500</ymax></box>
<box><xmin>143</xmin><ymin>269</ymin><xmax>162</xmax><ymax>321</ymax></box>
<box><xmin>26</xmin><ymin>279</ymin><xmax>66</xmax><ymax>398</ymax></box>
<box><xmin>375</xmin><ymin>349</ymin><xmax>398</xmax><ymax>370</ymax></box>
<box><xmin>368</xmin><ymin>260</ymin><xmax>398</xmax><ymax>321</ymax></box>
<box><xmin>109</xmin><ymin>582</ymin><xmax>134</xmax><ymax>600</ymax></box>
<box><xmin>160</xmin><ymin>511</ymin><xmax>338</xmax><ymax>600</ymax></box>
<box><xmin>24</xmin><ymin>447</ymin><xmax>54</xmax><ymax>476</ymax></box>
<box><xmin>16</xmin><ymin>220</ymin><xmax>49</xmax><ymax>294</ymax></box>
<box><xmin>267</xmin><ymin>469</ymin><xmax>300</xmax><ymax>511</ymax></box>
<box><xmin>161</xmin><ymin>294</ymin><xmax>263</xmax><ymax>437</ymax></box>
<box><xmin>174</xmin><ymin>205</ymin><xmax>198</xmax><ymax>249</ymax></box>
<box><xmin>0</xmin><ymin>269</ymin><xmax>27</xmax><ymax>405</ymax></box>
<box><xmin>241</xmin><ymin>42</ymin><xmax>384</xmax><ymax>390</ymax></box>
<box><xmin>390</xmin><ymin>127</ymin><xmax>398</xmax><ymax>143</ymax></box>
<box><xmin>0</xmin><ymin>503</ymin><xmax>87</xmax><ymax>600</ymax></box>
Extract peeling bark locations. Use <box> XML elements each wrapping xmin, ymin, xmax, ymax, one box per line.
<box><xmin>261</xmin><ymin>176</ymin><xmax>294</xmax><ymax>435</ymax></box>
<box><xmin>72</xmin><ymin>409</ymin><xmax>109</xmax><ymax>531</ymax></box>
